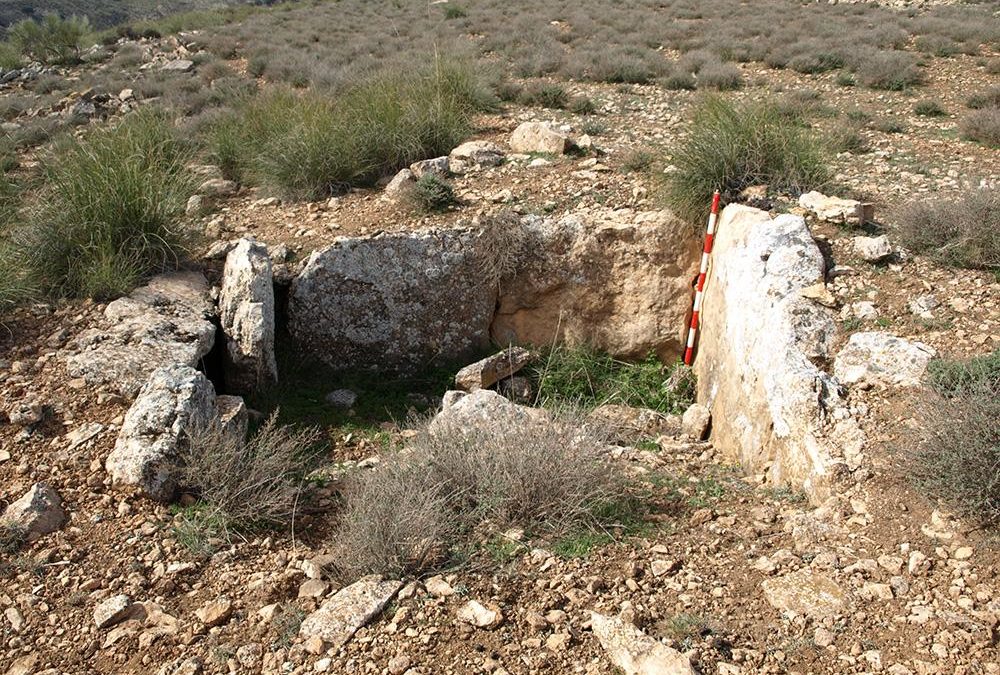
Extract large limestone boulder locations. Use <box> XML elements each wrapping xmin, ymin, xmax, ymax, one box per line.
<box><xmin>590</xmin><ymin>612</ymin><xmax>695</xmax><ymax>675</ymax></box>
<box><xmin>833</xmin><ymin>332</ymin><xmax>935</xmax><ymax>388</ymax></box>
<box><xmin>219</xmin><ymin>238</ymin><xmax>278</xmax><ymax>394</ymax></box>
<box><xmin>288</xmin><ymin>228</ymin><xmax>496</xmax><ymax>372</ymax></box>
<box><xmin>492</xmin><ymin>209</ymin><xmax>700</xmax><ymax>361</ymax></box>
<box><xmin>2</xmin><ymin>483</ymin><xmax>66</xmax><ymax>541</ymax></box>
<box><xmin>106</xmin><ymin>365</ymin><xmax>217</xmax><ymax>501</ymax></box>
<box><xmin>693</xmin><ymin>205</ymin><xmax>843</xmax><ymax>500</ymax></box>
<box><xmin>66</xmin><ymin>272</ymin><xmax>216</xmax><ymax>398</ymax></box>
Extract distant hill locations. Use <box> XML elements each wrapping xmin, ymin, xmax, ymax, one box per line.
<box><xmin>0</xmin><ymin>0</ymin><xmax>274</xmax><ymax>31</ymax></box>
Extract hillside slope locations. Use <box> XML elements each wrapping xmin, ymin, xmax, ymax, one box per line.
<box><xmin>0</xmin><ymin>0</ymin><xmax>270</xmax><ymax>31</ymax></box>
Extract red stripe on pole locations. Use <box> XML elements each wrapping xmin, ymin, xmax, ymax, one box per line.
<box><xmin>683</xmin><ymin>190</ymin><xmax>721</xmax><ymax>367</ymax></box>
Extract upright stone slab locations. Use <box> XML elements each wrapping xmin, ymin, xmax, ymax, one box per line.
<box><xmin>492</xmin><ymin>208</ymin><xmax>700</xmax><ymax>361</ymax></box>
<box><xmin>693</xmin><ymin>205</ymin><xmax>845</xmax><ymax>501</ymax></box>
<box><xmin>288</xmin><ymin>228</ymin><xmax>496</xmax><ymax>372</ymax></box>
<box><xmin>219</xmin><ymin>238</ymin><xmax>278</xmax><ymax>395</ymax></box>
<box><xmin>106</xmin><ymin>365</ymin><xmax>217</xmax><ymax>501</ymax></box>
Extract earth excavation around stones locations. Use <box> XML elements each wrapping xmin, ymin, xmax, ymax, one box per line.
<box><xmin>0</xmin><ymin>0</ymin><xmax>999</xmax><ymax>673</ymax></box>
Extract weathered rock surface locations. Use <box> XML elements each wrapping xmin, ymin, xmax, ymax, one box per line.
<box><xmin>429</xmin><ymin>389</ymin><xmax>545</xmax><ymax>435</ymax></box>
<box><xmin>1</xmin><ymin>482</ymin><xmax>66</xmax><ymax>540</ymax></box>
<box><xmin>448</xmin><ymin>140</ymin><xmax>505</xmax><ymax>174</ymax></box>
<box><xmin>106</xmin><ymin>365</ymin><xmax>217</xmax><ymax>501</ymax></box>
<box><xmin>94</xmin><ymin>595</ymin><xmax>135</xmax><ymax>629</ymax></box>
<box><xmin>799</xmin><ymin>191</ymin><xmax>869</xmax><ymax>225</ymax></box>
<box><xmin>219</xmin><ymin>238</ymin><xmax>277</xmax><ymax>394</ymax></box>
<box><xmin>454</xmin><ymin>346</ymin><xmax>532</xmax><ymax>392</ymax></box>
<box><xmin>409</xmin><ymin>156</ymin><xmax>450</xmax><ymax>178</ymax></box>
<box><xmin>681</xmin><ymin>403</ymin><xmax>711</xmax><ymax>440</ymax></box>
<box><xmin>693</xmin><ymin>206</ymin><xmax>842</xmax><ymax>500</ymax></box>
<box><xmin>492</xmin><ymin>209</ymin><xmax>700</xmax><ymax>361</ymax></box>
<box><xmin>833</xmin><ymin>332</ymin><xmax>935</xmax><ymax>388</ymax></box>
<box><xmin>385</xmin><ymin>168</ymin><xmax>414</xmax><ymax>195</ymax></box>
<box><xmin>66</xmin><ymin>272</ymin><xmax>216</xmax><ymax>398</ymax></box>
<box><xmin>509</xmin><ymin>122</ymin><xmax>570</xmax><ymax>155</ymax></box>
<box><xmin>590</xmin><ymin>612</ymin><xmax>695</xmax><ymax>675</ymax></box>
<box><xmin>289</xmin><ymin>228</ymin><xmax>496</xmax><ymax>371</ymax></box>
<box><xmin>853</xmin><ymin>235</ymin><xmax>893</xmax><ymax>263</ymax></box>
<box><xmin>299</xmin><ymin>576</ymin><xmax>402</xmax><ymax>649</ymax></box>
<box><xmin>457</xmin><ymin>600</ymin><xmax>503</xmax><ymax>628</ymax></box>
<box><xmin>761</xmin><ymin>569</ymin><xmax>849</xmax><ymax>619</ymax></box>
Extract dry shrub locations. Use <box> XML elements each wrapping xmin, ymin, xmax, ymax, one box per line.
<box><xmin>180</xmin><ymin>412</ymin><xmax>321</xmax><ymax>532</ymax></box>
<box><xmin>959</xmin><ymin>108</ymin><xmax>1000</xmax><ymax>148</ymax></box>
<box><xmin>909</xmin><ymin>351</ymin><xmax>1000</xmax><ymax>526</ymax></box>
<box><xmin>475</xmin><ymin>209</ymin><xmax>529</xmax><ymax>291</ymax></box>
<box><xmin>853</xmin><ymin>51</ymin><xmax>922</xmax><ymax>91</ymax></box>
<box><xmin>895</xmin><ymin>188</ymin><xmax>999</xmax><ymax>270</ymax></box>
<box><xmin>331</xmin><ymin>412</ymin><xmax>627</xmax><ymax>580</ymax></box>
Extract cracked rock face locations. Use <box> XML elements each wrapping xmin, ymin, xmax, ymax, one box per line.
<box><xmin>105</xmin><ymin>365</ymin><xmax>217</xmax><ymax>502</ymax></box>
<box><xmin>219</xmin><ymin>238</ymin><xmax>278</xmax><ymax>395</ymax></box>
<box><xmin>288</xmin><ymin>228</ymin><xmax>496</xmax><ymax>372</ymax></box>
<box><xmin>694</xmin><ymin>205</ymin><xmax>843</xmax><ymax>500</ymax></box>
<box><xmin>65</xmin><ymin>272</ymin><xmax>216</xmax><ymax>399</ymax></box>
<box><xmin>492</xmin><ymin>208</ymin><xmax>700</xmax><ymax>362</ymax></box>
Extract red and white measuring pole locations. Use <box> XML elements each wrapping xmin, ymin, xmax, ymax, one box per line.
<box><xmin>683</xmin><ymin>190</ymin><xmax>721</xmax><ymax>366</ymax></box>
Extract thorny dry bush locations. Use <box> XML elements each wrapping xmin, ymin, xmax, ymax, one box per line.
<box><xmin>908</xmin><ymin>351</ymin><xmax>1000</xmax><ymax>527</ymax></box>
<box><xmin>331</xmin><ymin>411</ymin><xmax>628</xmax><ymax>581</ymax></box>
<box><xmin>895</xmin><ymin>187</ymin><xmax>999</xmax><ymax>271</ymax></box>
<box><xmin>475</xmin><ymin>209</ymin><xmax>530</xmax><ymax>292</ymax></box>
<box><xmin>179</xmin><ymin>411</ymin><xmax>321</xmax><ymax>534</ymax></box>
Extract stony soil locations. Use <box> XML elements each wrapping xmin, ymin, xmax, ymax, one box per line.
<box><xmin>1</xmin><ymin>7</ymin><xmax>999</xmax><ymax>675</ymax></box>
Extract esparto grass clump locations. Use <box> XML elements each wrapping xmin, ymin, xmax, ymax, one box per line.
<box><xmin>11</xmin><ymin>109</ymin><xmax>194</xmax><ymax>301</ymax></box>
<box><xmin>663</xmin><ymin>97</ymin><xmax>829</xmax><ymax>224</ymax></box>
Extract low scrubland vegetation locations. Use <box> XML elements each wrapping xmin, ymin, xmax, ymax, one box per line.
<box><xmin>7</xmin><ymin>110</ymin><xmax>194</xmax><ymax>300</ymax></box>
<box><xmin>909</xmin><ymin>350</ymin><xmax>1000</xmax><ymax>526</ymax></box>
<box><xmin>209</xmin><ymin>59</ymin><xmax>494</xmax><ymax>200</ymax></box>
<box><xmin>663</xmin><ymin>97</ymin><xmax>829</xmax><ymax>223</ymax></box>
<box><xmin>331</xmin><ymin>411</ymin><xmax>635</xmax><ymax>580</ymax></box>
<box><xmin>895</xmin><ymin>188</ymin><xmax>999</xmax><ymax>270</ymax></box>
<box><xmin>177</xmin><ymin>412</ymin><xmax>321</xmax><ymax>542</ymax></box>
<box><xmin>3</xmin><ymin>14</ymin><xmax>90</xmax><ymax>66</ymax></box>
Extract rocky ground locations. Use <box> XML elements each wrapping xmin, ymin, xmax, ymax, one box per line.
<box><xmin>1</xmin><ymin>6</ymin><xmax>999</xmax><ymax>675</ymax></box>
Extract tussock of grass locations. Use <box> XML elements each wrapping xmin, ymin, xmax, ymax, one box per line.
<box><xmin>909</xmin><ymin>350</ymin><xmax>1000</xmax><ymax>527</ymax></box>
<box><xmin>663</xmin><ymin>97</ymin><xmax>829</xmax><ymax>224</ymax></box>
<box><xmin>210</xmin><ymin>59</ymin><xmax>493</xmax><ymax>200</ymax></box>
<box><xmin>7</xmin><ymin>14</ymin><xmax>90</xmax><ymax>65</ymax></box>
<box><xmin>13</xmin><ymin>110</ymin><xmax>193</xmax><ymax>300</ymax></box>
<box><xmin>895</xmin><ymin>188</ymin><xmax>999</xmax><ymax>270</ymax></box>
<box><xmin>532</xmin><ymin>346</ymin><xmax>695</xmax><ymax>414</ymax></box>
<box><xmin>331</xmin><ymin>411</ymin><xmax>632</xmax><ymax>579</ymax></box>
